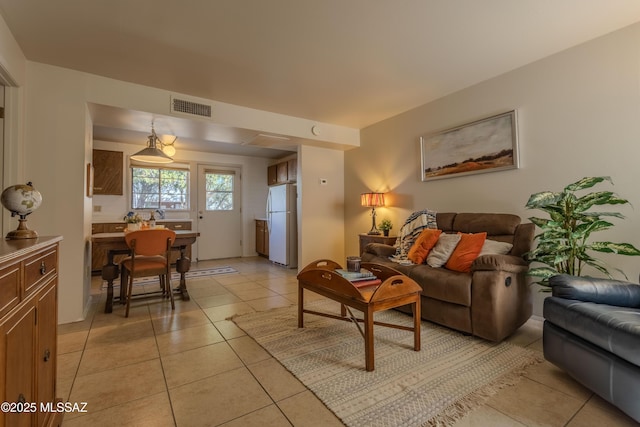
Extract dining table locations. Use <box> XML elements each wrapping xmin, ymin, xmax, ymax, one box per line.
<box><xmin>91</xmin><ymin>229</ymin><xmax>200</xmax><ymax>313</ymax></box>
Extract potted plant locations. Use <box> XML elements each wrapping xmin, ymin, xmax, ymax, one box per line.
<box><xmin>123</xmin><ymin>211</ymin><xmax>143</xmax><ymax>231</ymax></box>
<box><xmin>525</xmin><ymin>176</ymin><xmax>640</xmax><ymax>290</ymax></box>
<box><xmin>379</xmin><ymin>218</ymin><xmax>393</xmax><ymax>237</ymax></box>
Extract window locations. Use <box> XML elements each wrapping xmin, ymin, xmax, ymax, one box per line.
<box><xmin>131</xmin><ymin>166</ymin><xmax>189</xmax><ymax>210</ymax></box>
<box><xmin>205</xmin><ymin>170</ymin><xmax>234</xmax><ymax>211</ymax></box>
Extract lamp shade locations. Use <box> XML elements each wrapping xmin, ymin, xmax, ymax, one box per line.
<box><xmin>361</xmin><ymin>192</ymin><xmax>385</xmax><ymax>207</ymax></box>
<box><xmin>131</xmin><ymin>147</ymin><xmax>174</xmax><ymax>164</ymax></box>
<box><xmin>131</xmin><ymin>131</ymin><xmax>174</xmax><ymax>164</ymax></box>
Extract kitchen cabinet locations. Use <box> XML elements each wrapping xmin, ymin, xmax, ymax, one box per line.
<box><xmin>91</xmin><ymin>221</ymin><xmax>193</xmax><ymax>273</ymax></box>
<box><xmin>267</xmin><ymin>165</ymin><xmax>278</xmax><ymax>186</ymax></box>
<box><xmin>287</xmin><ymin>158</ymin><xmax>297</xmax><ymax>182</ymax></box>
<box><xmin>267</xmin><ymin>159</ymin><xmax>297</xmax><ymax>186</ymax></box>
<box><xmin>0</xmin><ymin>237</ymin><xmax>63</xmax><ymax>427</ymax></box>
<box><xmin>255</xmin><ymin>219</ymin><xmax>269</xmax><ymax>257</ymax></box>
<box><xmin>92</xmin><ymin>149</ymin><xmax>123</xmax><ymax>195</ymax></box>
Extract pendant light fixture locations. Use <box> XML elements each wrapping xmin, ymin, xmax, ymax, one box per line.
<box><xmin>130</xmin><ymin>122</ymin><xmax>176</xmax><ymax>164</ymax></box>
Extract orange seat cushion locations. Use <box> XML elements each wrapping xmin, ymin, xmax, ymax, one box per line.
<box><xmin>407</xmin><ymin>229</ymin><xmax>442</xmax><ymax>264</ymax></box>
<box><xmin>445</xmin><ymin>232</ymin><xmax>487</xmax><ymax>273</ymax></box>
<box><xmin>121</xmin><ymin>255</ymin><xmax>168</xmax><ymax>276</ymax></box>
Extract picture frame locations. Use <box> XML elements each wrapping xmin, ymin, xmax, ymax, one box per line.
<box><xmin>420</xmin><ymin>110</ymin><xmax>519</xmax><ymax>181</ymax></box>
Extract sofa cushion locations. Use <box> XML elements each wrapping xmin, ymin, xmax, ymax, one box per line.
<box><xmin>544</xmin><ymin>296</ymin><xmax>640</xmax><ymax>367</ymax></box>
<box><xmin>407</xmin><ymin>229</ymin><xmax>442</xmax><ymax>264</ymax></box>
<box><xmin>426</xmin><ymin>233</ymin><xmax>461</xmax><ymax>268</ymax></box>
<box><xmin>409</xmin><ymin>265</ymin><xmax>472</xmax><ymax>306</ymax></box>
<box><xmin>435</xmin><ymin>212</ymin><xmax>456</xmax><ymax>232</ymax></box>
<box><xmin>479</xmin><ymin>239</ymin><xmax>513</xmax><ymax>256</ymax></box>
<box><xmin>445</xmin><ymin>232</ymin><xmax>487</xmax><ymax>273</ymax></box>
<box><xmin>452</xmin><ymin>213</ymin><xmax>521</xmax><ymax>235</ymax></box>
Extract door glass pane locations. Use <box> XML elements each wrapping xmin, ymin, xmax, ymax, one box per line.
<box><xmin>205</xmin><ymin>172</ymin><xmax>234</xmax><ymax>211</ymax></box>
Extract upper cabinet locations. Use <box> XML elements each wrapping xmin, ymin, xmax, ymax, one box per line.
<box><xmin>268</xmin><ymin>159</ymin><xmax>297</xmax><ymax>186</ymax></box>
<box><xmin>93</xmin><ymin>149</ymin><xmax>123</xmax><ymax>195</ymax></box>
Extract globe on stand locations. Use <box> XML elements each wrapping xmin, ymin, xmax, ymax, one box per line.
<box><xmin>1</xmin><ymin>182</ymin><xmax>42</xmax><ymax>239</ymax></box>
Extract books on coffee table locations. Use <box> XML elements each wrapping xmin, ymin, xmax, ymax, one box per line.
<box><xmin>335</xmin><ymin>269</ymin><xmax>381</xmax><ymax>288</ymax></box>
<box><xmin>335</xmin><ymin>269</ymin><xmax>374</xmax><ymax>280</ymax></box>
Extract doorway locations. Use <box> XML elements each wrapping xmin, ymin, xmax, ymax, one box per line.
<box><xmin>196</xmin><ymin>164</ymin><xmax>242</xmax><ymax>260</ymax></box>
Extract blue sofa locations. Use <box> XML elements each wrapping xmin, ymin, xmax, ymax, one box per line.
<box><xmin>543</xmin><ymin>274</ymin><xmax>640</xmax><ymax>422</ymax></box>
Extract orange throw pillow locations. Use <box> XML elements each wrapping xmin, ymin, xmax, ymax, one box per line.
<box><xmin>445</xmin><ymin>232</ymin><xmax>487</xmax><ymax>273</ymax></box>
<box><xmin>407</xmin><ymin>229</ymin><xmax>442</xmax><ymax>264</ymax></box>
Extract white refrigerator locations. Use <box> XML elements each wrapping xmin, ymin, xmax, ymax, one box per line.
<box><xmin>266</xmin><ymin>183</ymin><xmax>298</xmax><ymax>268</ymax></box>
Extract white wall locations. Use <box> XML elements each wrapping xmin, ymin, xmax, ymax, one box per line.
<box><xmin>0</xmin><ymin>13</ymin><xmax>27</xmax><ymax>238</ymax></box>
<box><xmin>298</xmin><ymin>145</ymin><xmax>345</xmax><ymax>268</ymax></box>
<box><xmin>93</xmin><ymin>139</ymin><xmax>271</xmax><ymax>259</ymax></box>
<box><xmin>345</xmin><ymin>23</ymin><xmax>640</xmax><ymax>317</ymax></box>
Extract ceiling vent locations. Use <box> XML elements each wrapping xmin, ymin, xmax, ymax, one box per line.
<box><xmin>170</xmin><ymin>97</ymin><xmax>212</xmax><ymax>118</ymax></box>
<box><xmin>243</xmin><ymin>133</ymin><xmax>291</xmax><ymax>147</ymax></box>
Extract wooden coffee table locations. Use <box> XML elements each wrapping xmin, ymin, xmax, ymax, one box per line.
<box><xmin>297</xmin><ymin>259</ymin><xmax>422</xmax><ymax>371</ymax></box>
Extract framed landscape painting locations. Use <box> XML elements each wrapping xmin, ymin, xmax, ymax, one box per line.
<box><xmin>420</xmin><ymin>110</ymin><xmax>519</xmax><ymax>181</ymax></box>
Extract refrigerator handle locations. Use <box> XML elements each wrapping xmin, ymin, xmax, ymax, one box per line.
<box><xmin>266</xmin><ymin>190</ymin><xmax>272</xmax><ymax>234</ymax></box>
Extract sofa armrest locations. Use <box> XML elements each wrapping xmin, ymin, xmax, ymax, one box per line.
<box><xmin>549</xmin><ymin>274</ymin><xmax>640</xmax><ymax>308</ymax></box>
<box><xmin>471</xmin><ymin>254</ymin><xmax>529</xmax><ymax>274</ymax></box>
<box><xmin>363</xmin><ymin>243</ymin><xmax>396</xmax><ymax>258</ymax></box>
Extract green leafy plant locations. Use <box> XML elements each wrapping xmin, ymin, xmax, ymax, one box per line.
<box><xmin>379</xmin><ymin>218</ymin><xmax>393</xmax><ymax>231</ymax></box>
<box><xmin>525</xmin><ymin>176</ymin><xmax>640</xmax><ymax>288</ymax></box>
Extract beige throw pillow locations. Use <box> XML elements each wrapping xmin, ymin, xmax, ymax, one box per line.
<box><xmin>426</xmin><ymin>233</ymin><xmax>462</xmax><ymax>268</ymax></box>
<box><xmin>478</xmin><ymin>239</ymin><xmax>513</xmax><ymax>256</ymax></box>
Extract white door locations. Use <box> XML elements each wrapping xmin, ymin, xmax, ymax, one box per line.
<box><xmin>197</xmin><ymin>165</ymin><xmax>242</xmax><ymax>260</ymax></box>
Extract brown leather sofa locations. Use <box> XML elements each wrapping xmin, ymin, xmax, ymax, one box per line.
<box><xmin>361</xmin><ymin>213</ymin><xmax>534</xmax><ymax>341</ymax></box>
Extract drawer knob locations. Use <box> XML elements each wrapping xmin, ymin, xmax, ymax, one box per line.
<box><xmin>40</xmin><ymin>261</ymin><xmax>47</xmax><ymax>275</ymax></box>
<box><xmin>44</xmin><ymin>349</ymin><xmax>51</xmax><ymax>362</ymax></box>
<box><xmin>17</xmin><ymin>393</ymin><xmax>26</xmax><ymax>403</ymax></box>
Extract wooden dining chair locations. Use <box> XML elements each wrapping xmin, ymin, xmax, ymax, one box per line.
<box><xmin>121</xmin><ymin>229</ymin><xmax>177</xmax><ymax>317</ymax></box>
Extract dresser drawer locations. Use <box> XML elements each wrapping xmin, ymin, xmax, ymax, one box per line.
<box><xmin>0</xmin><ymin>265</ymin><xmax>20</xmax><ymax>318</ymax></box>
<box><xmin>24</xmin><ymin>248</ymin><xmax>57</xmax><ymax>296</ymax></box>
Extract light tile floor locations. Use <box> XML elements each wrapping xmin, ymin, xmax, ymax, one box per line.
<box><xmin>57</xmin><ymin>257</ymin><xmax>638</xmax><ymax>426</ymax></box>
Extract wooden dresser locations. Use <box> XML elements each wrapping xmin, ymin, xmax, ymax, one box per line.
<box><xmin>0</xmin><ymin>236</ymin><xmax>63</xmax><ymax>427</ymax></box>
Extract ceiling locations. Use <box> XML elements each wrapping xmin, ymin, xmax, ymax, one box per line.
<box><xmin>2</xmin><ymin>1</ymin><xmax>640</xmax><ymax>157</ymax></box>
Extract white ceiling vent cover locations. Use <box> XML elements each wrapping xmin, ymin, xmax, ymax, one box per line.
<box><xmin>243</xmin><ymin>133</ymin><xmax>291</xmax><ymax>147</ymax></box>
<box><xmin>171</xmin><ymin>97</ymin><xmax>212</xmax><ymax>118</ymax></box>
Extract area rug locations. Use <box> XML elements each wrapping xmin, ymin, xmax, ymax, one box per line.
<box><xmin>103</xmin><ymin>266</ymin><xmax>237</xmax><ymax>288</ymax></box>
<box><xmin>232</xmin><ymin>300</ymin><xmax>542</xmax><ymax>427</ymax></box>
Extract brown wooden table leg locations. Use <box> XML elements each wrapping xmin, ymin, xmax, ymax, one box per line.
<box><xmin>364</xmin><ymin>306</ymin><xmax>375</xmax><ymax>371</ymax></box>
<box><xmin>175</xmin><ymin>245</ymin><xmax>191</xmax><ymax>301</ymax></box>
<box><xmin>414</xmin><ymin>298</ymin><xmax>421</xmax><ymax>351</ymax></box>
<box><xmin>101</xmin><ymin>258</ymin><xmax>119</xmax><ymax>314</ymax></box>
<box><xmin>298</xmin><ymin>284</ymin><xmax>304</xmax><ymax>328</ymax></box>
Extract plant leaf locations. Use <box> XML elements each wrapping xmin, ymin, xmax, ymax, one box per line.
<box><xmin>576</xmin><ymin>191</ymin><xmax>629</xmax><ymax>212</ymax></box>
<box><xmin>525</xmin><ymin>191</ymin><xmax>562</xmax><ymax>209</ymax></box>
<box><xmin>590</xmin><ymin>242</ymin><xmax>640</xmax><ymax>256</ymax></box>
<box><xmin>527</xmin><ymin>266</ymin><xmax>559</xmax><ymax>279</ymax></box>
<box><xmin>564</xmin><ymin>176</ymin><xmax>612</xmax><ymax>192</ymax></box>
